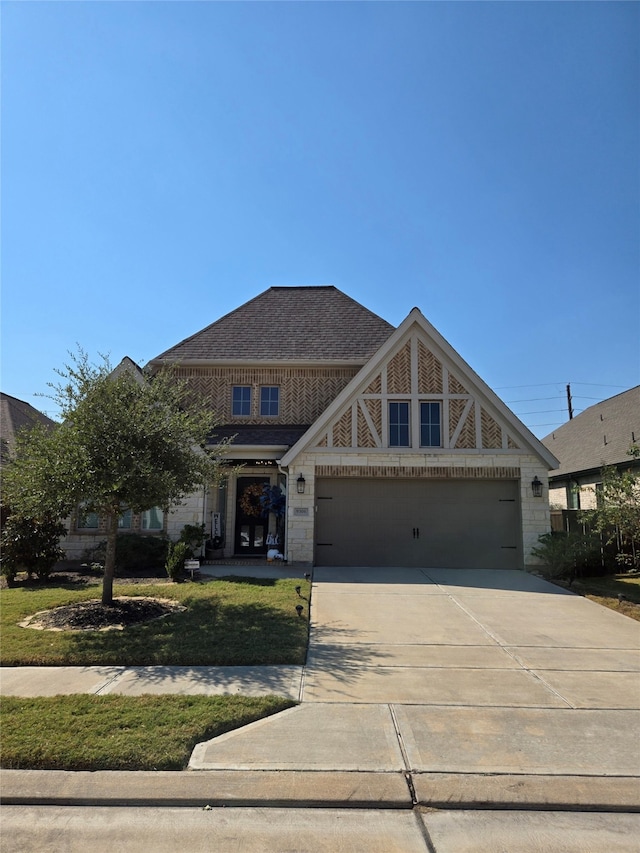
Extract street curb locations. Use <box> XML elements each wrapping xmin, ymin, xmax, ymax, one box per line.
<box><xmin>412</xmin><ymin>773</ymin><xmax>640</xmax><ymax>812</ymax></box>
<box><xmin>3</xmin><ymin>769</ymin><xmax>639</xmax><ymax>812</ymax></box>
<box><xmin>0</xmin><ymin>770</ymin><xmax>413</xmax><ymax>809</ymax></box>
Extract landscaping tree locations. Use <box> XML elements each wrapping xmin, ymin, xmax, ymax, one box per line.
<box><xmin>2</xmin><ymin>349</ymin><xmax>228</xmax><ymax>605</ymax></box>
<box><xmin>580</xmin><ymin>445</ymin><xmax>640</xmax><ymax>570</ymax></box>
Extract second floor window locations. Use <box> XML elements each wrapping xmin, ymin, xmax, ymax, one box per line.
<box><xmin>232</xmin><ymin>386</ymin><xmax>252</xmax><ymax>416</ymax></box>
<box><xmin>260</xmin><ymin>386</ymin><xmax>279</xmax><ymax>416</ymax></box>
<box><xmin>389</xmin><ymin>402</ymin><xmax>410</xmax><ymax>447</ymax></box>
<box><xmin>420</xmin><ymin>402</ymin><xmax>442</xmax><ymax>447</ymax></box>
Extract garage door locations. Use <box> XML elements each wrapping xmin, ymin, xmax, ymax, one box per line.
<box><xmin>315</xmin><ymin>478</ymin><xmax>521</xmax><ymax>569</ymax></box>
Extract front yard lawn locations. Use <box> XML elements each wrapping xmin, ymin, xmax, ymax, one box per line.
<box><xmin>0</xmin><ymin>694</ymin><xmax>294</xmax><ymax>770</ymax></box>
<box><xmin>0</xmin><ymin>576</ymin><xmax>310</xmax><ymax>666</ymax></box>
<box><xmin>564</xmin><ymin>574</ymin><xmax>640</xmax><ymax>621</ymax></box>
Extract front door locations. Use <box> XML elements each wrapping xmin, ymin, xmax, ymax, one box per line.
<box><xmin>235</xmin><ymin>477</ymin><xmax>269</xmax><ymax>556</ymax></box>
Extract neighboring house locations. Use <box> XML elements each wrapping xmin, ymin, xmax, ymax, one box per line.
<box><xmin>1</xmin><ymin>392</ymin><xmax>58</xmax><ymax>527</ymax></box>
<box><xmin>1</xmin><ymin>392</ymin><xmax>57</xmax><ymax>466</ymax></box>
<box><xmin>62</xmin><ymin>286</ymin><xmax>559</xmax><ymax>569</ymax></box>
<box><xmin>541</xmin><ymin>386</ymin><xmax>640</xmax><ymax>519</ymax></box>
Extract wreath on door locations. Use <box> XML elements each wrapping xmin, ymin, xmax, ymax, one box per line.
<box><xmin>239</xmin><ymin>483</ymin><xmax>265</xmax><ymax>517</ymax></box>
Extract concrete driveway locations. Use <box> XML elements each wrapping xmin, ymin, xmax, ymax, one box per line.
<box><xmin>191</xmin><ymin>567</ymin><xmax>640</xmax><ymax>804</ymax></box>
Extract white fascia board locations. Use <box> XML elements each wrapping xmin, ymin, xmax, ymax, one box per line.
<box><xmin>282</xmin><ymin>308</ymin><xmax>559</xmax><ymax>470</ymax></box>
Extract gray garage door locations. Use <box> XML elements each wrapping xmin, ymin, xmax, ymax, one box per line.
<box><xmin>315</xmin><ymin>478</ymin><xmax>522</xmax><ymax>569</ymax></box>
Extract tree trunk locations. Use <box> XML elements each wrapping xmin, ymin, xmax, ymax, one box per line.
<box><xmin>102</xmin><ymin>511</ymin><xmax>118</xmax><ymax>606</ymax></box>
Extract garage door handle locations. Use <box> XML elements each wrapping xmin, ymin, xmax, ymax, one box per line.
<box><xmin>412</xmin><ymin>527</ymin><xmax>420</xmax><ymax>539</ymax></box>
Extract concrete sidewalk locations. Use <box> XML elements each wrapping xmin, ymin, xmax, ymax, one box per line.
<box><xmin>0</xmin><ymin>664</ymin><xmax>303</xmax><ymax>699</ymax></box>
<box><xmin>2</xmin><ymin>567</ymin><xmax>640</xmax><ymax>816</ymax></box>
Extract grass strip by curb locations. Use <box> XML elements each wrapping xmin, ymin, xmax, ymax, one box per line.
<box><xmin>0</xmin><ymin>694</ymin><xmax>295</xmax><ymax>771</ymax></box>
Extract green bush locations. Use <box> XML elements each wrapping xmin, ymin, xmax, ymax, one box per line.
<box><xmin>178</xmin><ymin>523</ymin><xmax>206</xmax><ymax>558</ymax></box>
<box><xmin>0</xmin><ymin>515</ymin><xmax>66</xmax><ymax>585</ymax></box>
<box><xmin>83</xmin><ymin>533</ymin><xmax>169</xmax><ymax>574</ymax></box>
<box><xmin>531</xmin><ymin>531</ymin><xmax>600</xmax><ymax>584</ymax></box>
<box><xmin>165</xmin><ymin>541</ymin><xmax>190</xmax><ymax>582</ymax></box>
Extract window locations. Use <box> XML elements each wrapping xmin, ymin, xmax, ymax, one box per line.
<box><xmin>420</xmin><ymin>402</ymin><xmax>442</xmax><ymax>447</ymax></box>
<box><xmin>142</xmin><ymin>507</ymin><xmax>164</xmax><ymax>531</ymax></box>
<box><xmin>232</xmin><ymin>386</ymin><xmax>251</xmax><ymax>416</ymax></box>
<box><xmin>118</xmin><ymin>509</ymin><xmax>133</xmax><ymax>529</ymax></box>
<box><xmin>389</xmin><ymin>402</ymin><xmax>410</xmax><ymax>447</ymax></box>
<box><xmin>77</xmin><ymin>507</ymin><xmax>99</xmax><ymax>529</ymax></box>
<box><xmin>260</xmin><ymin>386</ymin><xmax>279</xmax><ymax>417</ymax></box>
<box><xmin>567</xmin><ymin>485</ymin><xmax>580</xmax><ymax>510</ymax></box>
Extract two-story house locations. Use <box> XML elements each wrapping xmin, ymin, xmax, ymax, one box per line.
<box><xmin>62</xmin><ymin>286</ymin><xmax>558</xmax><ymax>569</ymax></box>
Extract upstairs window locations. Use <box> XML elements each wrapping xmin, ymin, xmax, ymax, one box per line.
<box><xmin>420</xmin><ymin>402</ymin><xmax>442</xmax><ymax>447</ymax></box>
<box><xmin>260</xmin><ymin>386</ymin><xmax>279</xmax><ymax>417</ymax></box>
<box><xmin>232</xmin><ymin>386</ymin><xmax>252</xmax><ymax>417</ymax></box>
<box><xmin>389</xmin><ymin>402</ymin><xmax>410</xmax><ymax>447</ymax></box>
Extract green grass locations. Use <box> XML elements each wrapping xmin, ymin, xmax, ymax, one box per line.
<box><xmin>568</xmin><ymin>573</ymin><xmax>640</xmax><ymax>621</ymax></box>
<box><xmin>0</xmin><ymin>576</ymin><xmax>310</xmax><ymax>666</ymax></box>
<box><xmin>0</xmin><ymin>694</ymin><xmax>295</xmax><ymax>770</ymax></box>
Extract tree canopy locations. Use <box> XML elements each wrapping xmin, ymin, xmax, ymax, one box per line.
<box><xmin>2</xmin><ymin>350</ymin><xmax>228</xmax><ymax>603</ymax></box>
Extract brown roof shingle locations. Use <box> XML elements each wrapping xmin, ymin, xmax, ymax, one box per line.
<box><xmin>151</xmin><ymin>286</ymin><xmax>394</xmax><ymax>363</ymax></box>
<box><xmin>542</xmin><ymin>386</ymin><xmax>640</xmax><ymax>478</ymax></box>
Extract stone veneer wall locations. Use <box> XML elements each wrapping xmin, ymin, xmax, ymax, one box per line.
<box><xmin>285</xmin><ymin>451</ymin><xmax>551</xmax><ymax>568</ymax></box>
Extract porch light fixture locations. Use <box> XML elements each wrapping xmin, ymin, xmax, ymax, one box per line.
<box><xmin>531</xmin><ymin>476</ymin><xmax>543</xmax><ymax>498</ymax></box>
<box><xmin>296</xmin><ymin>474</ymin><xmax>306</xmax><ymax>494</ymax></box>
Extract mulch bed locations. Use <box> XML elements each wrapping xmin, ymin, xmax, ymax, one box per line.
<box><xmin>20</xmin><ymin>597</ymin><xmax>186</xmax><ymax>632</ymax></box>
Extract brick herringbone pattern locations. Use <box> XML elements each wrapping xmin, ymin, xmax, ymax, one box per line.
<box><xmin>364</xmin><ymin>397</ymin><xmax>382</xmax><ymax>437</ymax></box>
<box><xmin>386</xmin><ymin>341</ymin><xmax>412</xmax><ymax>394</ymax></box>
<box><xmin>481</xmin><ymin>407</ymin><xmax>502</xmax><ymax>449</ymax></box>
<box><xmin>449</xmin><ymin>373</ymin><xmax>468</xmax><ymax>395</ymax></box>
<box><xmin>357</xmin><ymin>403</ymin><xmax>377</xmax><ymax>448</ymax></box>
<box><xmin>332</xmin><ymin>408</ymin><xmax>353</xmax><ymax>447</ymax></box>
<box><xmin>449</xmin><ymin>398</ymin><xmax>466</xmax><ymax>443</ymax></box>
<box><xmin>455</xmin><ymin>402</ymin><xmax>476</xmax><ymax>449</ymax></box>
<box><xmin>417</xmin><ymin>340</ymin><xmax>443</xmax><ymax>393</ymax></box>
<box><xmin>365</xmin><ymin>374</ymin><xmax>382</xmax><ymax>394</ymax></box>
<box><xmin>176</xmin><ymin>366</ymin><xmax>358</xmax><ymax>424</ymax></box>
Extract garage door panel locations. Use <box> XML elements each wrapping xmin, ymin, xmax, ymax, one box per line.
<box><xmin>315</xmin><ymin>479</ymin><xmax>521</xmax><ymax>569</ymax></box>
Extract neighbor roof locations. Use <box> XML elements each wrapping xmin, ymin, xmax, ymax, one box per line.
<box><xmin>150</xmin><ymin>286</ymin><xmax>394</xmax><ymax>363</ymax></box>
<box><xmin>541</xmin><ymin>386</ymin><xmax>640</xmax><ymax>478</ymax></box>
<box><xmin>1</xmin><ymin>393</ymin><xmax>57</xmax><ymax>465</ymax></box>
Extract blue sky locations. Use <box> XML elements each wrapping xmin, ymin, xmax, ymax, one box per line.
<box><xmin>2</xmin><ymin>1</ymin><xmax>638</xmax><ymax>438</ymax></box>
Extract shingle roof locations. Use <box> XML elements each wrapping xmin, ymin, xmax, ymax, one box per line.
<box><xmin>209</xmin><ymin>425</ymin><xmax>310</xmax><ymax>448</ymax></box>
<box><xmin>1</xmin><ymin>393</ymin><xmax>58</xmax><ymax>465</ymax></box>
<box><xmin>151</xmin><ymin>286</ymin><xmax>394</xmax><ymax>363</ymax></box>
<box><xmin>541</xmin><ymin>386</ymin><xmax>640</xmax><ymax>478</ymax></box>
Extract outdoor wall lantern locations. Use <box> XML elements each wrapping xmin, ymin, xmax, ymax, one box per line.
<box><xmin>296</xmin><ymin>474</ymin><xmax>306</xmax><ymax>494</ymax></box>
<box><xmin>531</xmin><ymin>476</ymin><xmax>543</xmax><ymax>498</ymax></box>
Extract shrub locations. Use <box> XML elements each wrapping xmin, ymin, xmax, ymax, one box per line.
<box><xmin>165</xmin><ymin>541</ymin><xmax>190</xmax><ymax>582</ymax></box>
<box><xmin>531</xmin><ymin>531</ymin><xmax>600</xmax><ymax>585</ymax></box>
<box><xmin>178</xmin><ymin>523</ymin><xmax>206</xmax><ymax>558</ymax></box>
<box><xmin>82</xmin><ymin>533</ymin><xmax>169</xmax><ymax>574</ymax></box>
<box><xmin>0</xmin><ymin>515</ymin><xmax>66</xmax><ymax>584</ymax></box>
